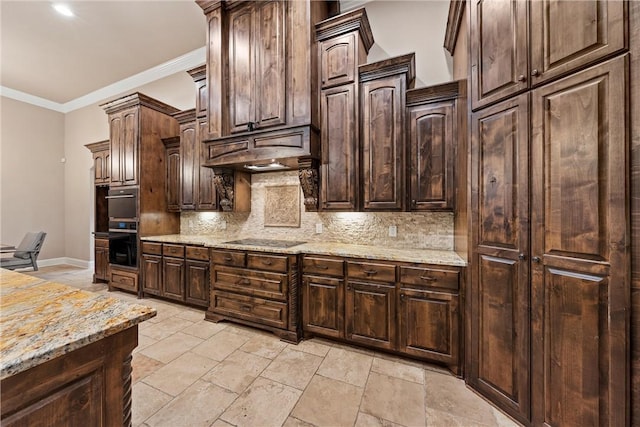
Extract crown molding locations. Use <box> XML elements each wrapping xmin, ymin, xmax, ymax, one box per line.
<box><xmin>444</xmin><ymin>0</ymin><xmax>466</xmax><ymax>55</ymax></box>
<box><xmin>1</xmin><ymin>46</ymin><xmax>206</xmax><ymax>114</ymax></box>
<box><xmin>339</xmin><ymin>0</ymin><xmax>373</xmax><ymax>13</ymax></box>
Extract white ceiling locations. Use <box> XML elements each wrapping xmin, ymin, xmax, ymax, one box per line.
<box><xmin>0</xmin><ymin>0</ymin><xmax>373</xmax><ymax>112</ymax></box>
<box><xmin>0</xmin><ymin>1</ymin><xmax>207</xmax><ymax>106</ymax></box>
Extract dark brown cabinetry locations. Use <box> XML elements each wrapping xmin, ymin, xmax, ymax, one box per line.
<box><xmin>108</xmin><ymin>107</ymin><xmax>139</xmax><ymax>187</ymax></box>
<box><xmin>163</xmin><ymin>137</ymin><xmax>181</xmax><ymax>213</ymax></box>
<box><xmin>141</xmin><ymin>241</ymin><xmax>209</xmax><ymax>308</ymax></box>
<box><xmin>208</xmin><ymin>249</ymin><xmax>300</xmax><ymax>342</ymax></box>
<box><xmin>86</xmin><ymin>140</ymin><xmax>110</xmax><ymax>185</ymax></box>
<box><xmin>302</xmin><ymin>255</ymin><xmax>462</xmax><ymax>373</ymax></box>
<box><xmin>470</xmin><ymin>0</ymin><xmax>626</xmax><ymax>110</ymax></box>
<box><xmin>359</xmin><ymin>55</ymin><xmax>414</xmax><ymax>211</ymax></box>
<box><xmin>302</xmin><ymin>255</ymin><xmax>345</xmax><ymax>339</ymax></box>
<box><xmin>406</xmin><ymin>81</ymin><xmax>465</xmax><ymax>211</ymax></box>
<box><xmin>316</xmin><ymin>9</ymin><xmax>373</xmax><ymax>211</ymax></box>
<box><xmin>469</xmin><ymin>46</ymin><xmax>630</xmax><ymax>423</ymax></box>
<box><xmin>94</xmin><ymin>238</ymin><xmax>109</xmax><ymax>283</ymax></box>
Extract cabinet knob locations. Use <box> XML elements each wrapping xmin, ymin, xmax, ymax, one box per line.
<box><xmin>532</xmin><ymin>256</ymin><xmax>541</xmax><ymax>263</ymax></box>
<box><xmin>517</xmin><ymin>75</ymin><xmax>526</xmax><ymax>82</ymax></box>
<box><xmin>400</xmin><ymin>294</ymin><xmax>405</xmax><ymax>300</ymax></box>
<box><xmin>347</xmin><ymin>285</ymin><xmax>352</xmax><ymax>291</ymax></box>
<box><xmin>518</xmin><ymin>253</ymin><xmax>526</xmax><ymax>260</ymax></box>
<box><xmin>531</xmin><ymin>69</ymin><xmax>540</xmax><ymax>77</ymax></box>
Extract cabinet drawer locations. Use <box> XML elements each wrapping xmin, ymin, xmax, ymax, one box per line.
<box><xmin>347</xmin><ymin>261</ymin><xmax>396</xmax><ymax>283</ymax></box>
<box><xmin>399</xmin><ymin>266</ymin><xmax>459</xmax><ymax>291</ymax></box>
<box><xmin>303</xmin><ymin>256</ymin><xmax>344</xmax><ymax>277</ymax></box>
<box><xmin>163</xmin><ymin>244</ymin><xmax>185</xmax><ymax>258</ymax></box>
<box><xmin>211</xmin><ymin>249</ymin><xmax>246</xmax><ymax>267</ymax></box>
<box><xmin>212</xmin><ymin>291</ymin><xmax>287</xmax><ymax>330</ymax></box>
<box><xmin>186</xmin><ymin>246</ymin><xmax>209</xmax><ymax>261</ymax></box>
<box><xmin>247</xmin><ymin>253</ymin><xmax>288</xmax><ymax>273</ymax></box>
<box><xmin>110</xmin><ymin>269</ymin><xmax>138</xmax><ymax>292</ymax></box>
<box><xmin>141</xmin><ymin>242</ymin><xmax>162</xmax><ymax>255</ymax></box>
<box><xmin>213</xmin><ymin>266</ymin><xmax>288</xmax><ymax>302</ymax></box>
<box><xmin>95</xmin><ymin>238</ymin><xmax>109</xmax><ymax>248</ymax></box>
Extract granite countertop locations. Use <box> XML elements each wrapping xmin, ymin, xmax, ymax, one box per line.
<box><xmin>141</xmin><ymin>234</ymin><xmax>466</xmax><ymax>267</ymax></box>
<box><xmin>0</xmin><ymin>269</ymin><xmax>156</xmax><ymax>379</ymax></box>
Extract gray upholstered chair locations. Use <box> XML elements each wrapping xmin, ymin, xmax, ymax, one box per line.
<box><xmin>0</xmin><ymin>232</ymin><xmax>47</xmax><ymax>271</ymax></box>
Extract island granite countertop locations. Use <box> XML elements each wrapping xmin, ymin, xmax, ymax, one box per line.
<box><xmin>0</xmin><ymin>269</ymin><xmax>156</xmax><ymax>379</ymax></box>
<box><xmin>141</xmin><ymin>234</ymin><xmax>466</xmax><ymax>267</ymax></box>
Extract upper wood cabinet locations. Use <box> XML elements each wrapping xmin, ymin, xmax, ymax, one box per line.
<box><xmin>470</xmin><ymin>0</ymin><xmax>626</xmax><ymax>110</ymax></box>
<box><xmin>187</xmin><ymin>65</ymin><xmax>207</xmax><ymax>119</ymax></box>
<box><xmin>359</xmin><ymin>54</ymin><xmax>415</xmax><ymax>211</ymax></box>
<box><xmin>162</xmin><ymin>136</ymin><xmax>181</xmax><ymax>213</ymax></box>
<box><xmin>109</xmin><ymin>107</ymin><xmax>139</xmax><ymax>187</ymax></box>
<box><xmin>85</xmin><ymin>140</ymin><xmax>110</xmax><ymax>185</ymax></box>
<box><xmin>406</xmin><ymin>81</ymin><xmax>466</xmax><ymax>211</ymax></box>
<box><xmin>316</xmin><ymin>8</ymin><xmax>374</xmax><ymax>212</ymax></box>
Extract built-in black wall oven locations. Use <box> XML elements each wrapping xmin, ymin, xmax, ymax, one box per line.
<box><xmin>106</xmin><ymin>188</ymin><xmax>138</xmax><ymax>268</ymax></box>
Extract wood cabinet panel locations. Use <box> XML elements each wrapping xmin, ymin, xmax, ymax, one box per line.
<box><xmin>141</xmin><ymin>254</ymin><xmax>162</xmax><ymax>296</ymax></box>
<box><xmin>214</xmin><ymin>266</ymin><xmax>288</xmax><ymax>302</ymax></box>
<box><xmin>109</xmin><ymin>267</ymin><xmax>138</xmax><ymax>293</ymax></box>
<box><xmin>303</xmin><ymin>256</ymin><xmax>344</xmax><ymax>278</ymax></box>
<box><xmin>180</xmin><ymin>123</ymin><xmax>198</xmax><ymax>210</ymax></box>
<box><xmin>186</xmin><ymin>246</ymin><xmax>209</xmax><ymax>261</ymax></box>
<box><xmin>470</xmin><ymin>0</ymin><xmax>528</xmax><ymax>110</ymax></box>
<box><xmin>530</xmin><ymin>56</ymin><xmax>628</xmax><ymax>427</ymax></box>
<box><xmin>142</xmin><ymin>242</ymin><xmax>162</xmax><ymax>256</ymax></box>
<box><xmin>197</xmin><ymin>119</ymin><xmax>217</xmax><ymax>210</ymax></box>
<box><xmin>470</xmin><ymin>94</ymin><xmax>530</xmax><ymax>420</ymax></box>
<box><xmin>320</xmin><ymin>33</ymin><xmax>356</xmax><ymax>89</ymax></box>
<box><xmin>530</xmin><ymin>0</ymin><xmax>626</xmax><ymax>86</ymax></box>
<box><xmin>399</xmin><ymin>288</ymin><xmax>458</xmax><ymax>365</ymax></box>
<box><xmin>210</xmin><ymin>249</ymin><xmax>246</xmax><ymax>267</ymax></box>
<box><xmin>320</xmin><ymin>85</ymin><xmax>358</xmax><ymax>210</ymax></box>
<box><xmin>347</xmin><ymin>261</ymin><xmax>396</xmax><ymax>283</ymax></box>
<box><xmin>346</xmin><ymin>280</ymin><xmax>396</xmax><ymax>351</ymax></box>
<box><xmin>399</xmin><ymin>266</ymin><xmax>459</xmax><ymax>291</ymax></box>
<box><xmin>212</xmin><ymin>290</ymin><xmax>287</xmax><ymax>330</ymax></box>
<box><xmin>165</xmin><ymin>143</ymin><xmax>180</xmax><ymax>213</ymax></box>
<box><xmin>94</xmin><ymin>238</ymin><xmax>109</xmax><ymax>283</ymax></box>
<box><xmin>228</xmin><ymin>4</ymin><xmax>254</xmax><ymax>134</ymax></box>
<box><xmin>302</xmin><ymin>275</ymin><xmax>344</xmax><ymax>339</ymax></box>
<box><xmin>163</xmin><ymin>244</ymin><xmax>185</xmax><ymax>258</ymax></box>
<box><xmin>186</xmin><ymin>260</ymin><xmax>209</xmax><ymax>307</ymax></box>
<box><xmin>162</xmin><ymin>257</ymin><xmax>185</xmax><ymax>301</ymax></box>
<box><xmin>121</xmin><ymin>109</ymin><xmax>138</xmax><ymax>186</ymax></box>
<box><xmin>246</xmin><ymin>253</ymin><xmax>288</xmax><ymax>273</ymax></box>
<box><xmin>109</xmin><ymin>113</ymin><xmax>122</xmax><ymax>186</ymax></box>
<box><xmin>408</xmin><ymin>100</ymin><xmax>455</xmax><ymax>210</ymax></box>
<box><xmin>361</xmin><ymin>75</ymin><xmax>405</xmax><ymax>210</ymax></box>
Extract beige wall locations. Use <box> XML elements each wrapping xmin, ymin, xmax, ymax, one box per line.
<box><xmin>363</xmin><ymin>1</ymin><xmax>453</xmax><ymax>87</ymax></box>
<box><xmin>1</xmin><ymin>97</ymin><xmax>66</xmax><ymax>260</ymax></box>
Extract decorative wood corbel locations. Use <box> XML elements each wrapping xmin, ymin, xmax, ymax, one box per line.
<box><xmin>212</xmin><ymin>168</ymin><xmax>235</xmax><ymax>212</ymax></box>
<box><xmin>298</xmin><ymin>157</ymin><xmax>319</xmax><ymax>212</ymax></box>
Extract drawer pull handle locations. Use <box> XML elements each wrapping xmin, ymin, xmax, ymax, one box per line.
<box><xmin>240</xmin><ymin>305</ymin><xmax>251</xmax><ymax>312</ymax></box>
<box><xmin>420</xmin><ymin>276</ymin><xmax>436</xmax><ymax>282</ymax></box>
<box><xmin>363</xmin><ymin>269</ymin><xmax>378</xmax><ymax>275</ymax></box>
<box><xmin>317</xmin><ymin>265</ymin><xmax>329</xmax><ymax>270</ymax></box>
<box><xmin>240</xmin><ymin>279</ymin><xmax>251</xmax><ymax>285</ymax></box>
<box><xmin>262</xmin><ymin>260</ymin><xmax>273</xmax><ymax>265</ymax></box>
<box><xmin>224</xmin><ymin>256</ymin><xmax>233</xmax><ymax>262</ymax></box>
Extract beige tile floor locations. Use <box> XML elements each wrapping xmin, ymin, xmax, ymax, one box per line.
<box><xmin>26</xmin><ymin>265</ymin><xmax>520</xmax><ymax>427</ymax></box>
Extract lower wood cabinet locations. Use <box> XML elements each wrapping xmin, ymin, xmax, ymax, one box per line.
<box><xmin>208</xmin><ymin>249</ymin><xmax>300</xmax><ymax>342</ymax></box>
<box><xmin>93</xmin><ymin>237</ymin><xmax>109</xmax><ymax>283</ymax></box>
<box><xmin>302</xmin><ymin>254</ymin><xmax>463</xmax><ymax>373</ymax></box>
<box><xmin>141</xmin><ymin>241</ymin><xmax>209</xmax><ymax>308</ymax></box>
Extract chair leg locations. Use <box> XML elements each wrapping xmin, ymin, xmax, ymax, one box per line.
<box><xmin>30</xmin><ymin>254</ymin><xmax>38</xmax><ymax>271</ymax></box>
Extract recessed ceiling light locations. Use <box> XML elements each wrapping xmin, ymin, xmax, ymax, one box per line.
<box><xmin>53</xmin><ymin>3</ymin><xmax>74</xmax><ymax>17</ymax></box>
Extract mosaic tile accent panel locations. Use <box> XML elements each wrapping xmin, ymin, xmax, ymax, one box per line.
<box><xmin>264</xmin><ymin>185</ymin><xmax>300</xmax><ymax>227</ymax></box>
<box><xmin>181</xmin><ymin>171</ymin><xmax>454</xmax><ymax>250</ymax></box>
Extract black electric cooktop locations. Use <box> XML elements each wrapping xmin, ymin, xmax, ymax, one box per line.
<box><xmin>223</xmin><ymin>238</ymin><xmax>306</xmax><ymax>249</ymax></box>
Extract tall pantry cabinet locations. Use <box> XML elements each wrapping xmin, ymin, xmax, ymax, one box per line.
<box><xmin>468</xmin><ymin>0</ymin><xmax>630</xmax><ymax>425</ymax></box>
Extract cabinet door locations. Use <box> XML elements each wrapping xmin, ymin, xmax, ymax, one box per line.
<box><xmin>530</xmin><ymin>56</ymin><xmax>628</xmax><ymax>427</ymax></box>
<box><xmin>180</xmin><ymin>122</ymin><xmax>198</xmax><ymax>210</ymax></box>
<box><xmin>142</xmin><ymin>254</ymin><xmax>162</xmax><ymax>296</ymax></box>
<box><xmin>120</xmin><ymin>107</ymin><xmax>139</xmax><ymax>186</ymax></box>
<box><xmin>398</xmin><ymin>288</ymin><xmax>458</xmax><ymax>366</ymax></box>
<box><xmin>94</xmin><ymin>244</ymin><xmax>109</xmax><ymax>281</ymax></box>
<box><xmin>345</xmin><ymin>280</ymin><xmax>396</xmax><ymax>351</ymax></box>
<box><xmin>197</xmin><ymin>119</ymin><xmax>217</xmax><ymax>210</ymax></box>
<box><xmin>228</xmin><ymin>4</ymin><xmax>255</xmax><ymax>134</ymax></box>
<box><xmin>320</xmin><ymin>85</ymin><xmax>358</xmax><ymax>210</ymax></box>
<box><xmin>530</xmin><ymin>0</ymin><xmax>625</xmax><ymax>86</ymax></box>
<box><xmin>103</xmin><ymin>152</ymin><xmax>110</xmax><ymax>182</ymax></box>
<box><xmin>470</xmin><ymin>0</ymin><xmax>528</xmax><ymax>110</ymax></box>
<box><xmin>470</xmin><ymin>94</ymin><xmax>530</xmax><ymax>422</ymax></box>
<box><xmin>166</xmin><ymin>147</ymin><xmax>181</xmax><ymax>213</ymax></box>
<box><xmin>109</xmin><ymin>113</ymin><xmax>123</xmax><ymax>186</ymax></box>
<box><xmin>93</xmin><ymin>152</ymin><xmax>105</xmax><ymax>184</ymax></box>
<box><xmin>320</xmin><ymin>33</ymin><xmax>356</xmax><ymax>89</ymax></box>
<box><xmin>302</xmin><ymin>275</ymin><xmax>344</xmax><ymax>339</ymax></box>
<box><xmin>255</xmin><ymin>0</ymin><xmax>286</xmax><ymax>130</ymax></box>
<box><xmin>361</xmin><ymin>75</ymin><xmax>405</xmax><ymax>210</ymax></box>
<box><xmin>162</xmin><ymin>257</ymin><xmax>185</xmax><ymax>301</ymax></box>
<box><xmin>186</xmin><ymin>260</ymin><xmax>210</xmax><ymax>307</ymax></box>
<box><xmin>408</xmin><ymin>100</ymin><xmax>455</xmax><ymax>210</ymax></box>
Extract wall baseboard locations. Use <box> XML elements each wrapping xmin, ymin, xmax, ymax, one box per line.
<box><xmin>38</xmin><ymin>257</ymin><xmax>92</xmax><ymax>269</ymax></box>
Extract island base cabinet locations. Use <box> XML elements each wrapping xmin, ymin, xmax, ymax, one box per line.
<box><xmin>1</xmin><ymin>326</ymin><xmax>137</xmax><ymax>427</ymax></box>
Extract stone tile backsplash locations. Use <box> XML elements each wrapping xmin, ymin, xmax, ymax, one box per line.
<box><xmin>180</xmin><ymin>171</ymin><xmax>454</xmax><ymax>250</ymax></box>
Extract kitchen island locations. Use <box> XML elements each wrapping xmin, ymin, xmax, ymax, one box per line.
<box><xmin>0</xmin><ymin>268</ymin><xmax>156</xmax><ymax>426</ymax></box>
